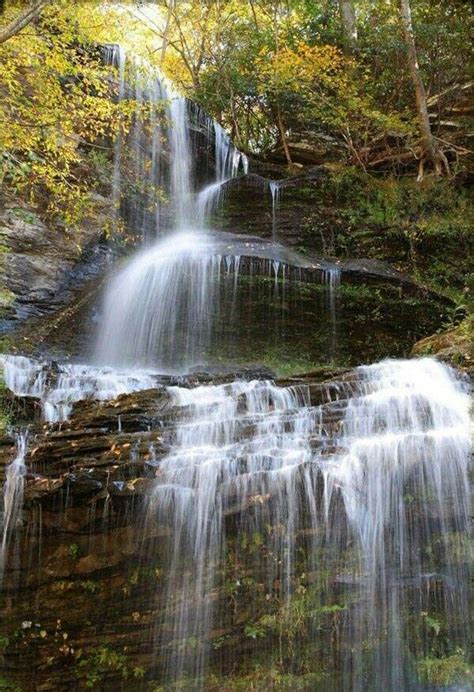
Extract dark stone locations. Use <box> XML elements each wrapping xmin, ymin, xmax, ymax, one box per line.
<box><xmin>65</xmin><ymin>471</ymin><xmax>104</xmax><ymax>497</ymax></box>
<box><xmin>0</xmin><ymin>196</ymin><xmax>111</xmax><ymax>335</ymax></box>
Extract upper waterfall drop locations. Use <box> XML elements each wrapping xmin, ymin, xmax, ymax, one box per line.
<box><xmin>96</xmin><ymin>45</ymin><xmax>340</xmax><ymax>371</ymax></box>
<box><xmin>103</xmin><ymin>44</ymin><xmax>248</xmax><ymax>238</ymax></box>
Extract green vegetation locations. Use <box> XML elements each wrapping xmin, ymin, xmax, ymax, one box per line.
<box><xmin>68</xmin><ymin>543</ymin><xmax>80</xmax><ymax>560</ymax></box>
<box><xmin>151</xmin><ymin>1</ymin><xmax>472</xmax><ymax>177</ymax></box>
<box><xmin>0</xmin><ymin>677</ymin><xmax>21</xmax><ymax>692</ymax></box>
<box><xmin>416</xmin><ymin>651</ymin><xmax>473</xmax><ymax>688</ymax></box>
<box><xmin>0</xmin><ymin>367</ymin><xmax>11</xmax><ymax>433</ymax></box>
<box><xmin>0</xmin><ymin>2</ymin><xmax>471</xmax><ymax>323</ymax></box>
<box><xmin>0</xmin><ymin>3</ymin><xmax>472</xmax><ymax>690</ymax></box>
<box><xmin>0</xmin><ymin>1</ymin><xmax>136</xmax><ymax>225</ymax></box>
<box><xmin>319</xmin><ymin>171</ymin><xmax>473</xmax><ymax>301</ymax></box>
<box><xmin>77</xmin><ymin>646</ymin><xmax>145</xmax><ymax>688</ymax></box>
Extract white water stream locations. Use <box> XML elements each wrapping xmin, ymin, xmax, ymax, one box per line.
<box><xmin>0</xmin><ymin>432</ymin><xmax>27</xmax><ymax>585</ymax></box>
<box><xmin>144</xmin><ymin>357</ymin><xmax>470</xmax><ymax>687</ymax></box>
<box><xmin>269</xmin><ymin>180</ymin><xmax>281</xmax><ymax>239</ymax></box>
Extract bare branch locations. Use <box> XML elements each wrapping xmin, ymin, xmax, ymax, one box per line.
<box><xmin>0</xmin><ymin>0</ymin><xmax>52</xmax><ymax>45</ymax></box>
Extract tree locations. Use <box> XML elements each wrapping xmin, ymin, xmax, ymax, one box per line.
<box><xmin>338</xmin><ymin>0</ymin><xmax>357</xmax><ymax>54</ymax></box>
<box><xmin>0</xmin><ymin>2</ymin><xmax>135</xmax><ymax>224</ymax></box>
<box><xmin>0</xmin><ymin>0</ymin><xmax>52</xmax><ymax>45</ymax></box>
<box><xmin>399</xmin><ymin>0</ymin><xmax>449</xmax><ymax>179</ymax></box>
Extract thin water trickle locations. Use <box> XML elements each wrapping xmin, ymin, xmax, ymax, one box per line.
<box><xmin>0</xmin><ymin>432</ymin><xmax>28</xmax><ymax>585</ymax></box>
<box><xmin>269</xmin><ymin>180</ymin><xmax>281</xmax><ymax>240</ymax></box>
<box><xmin>104</xmin><ymin>45</ymin><xmax>126</xmax><ymax>232</ymax></box>
<box><xmin>195</xmin><ymin>121</ymin><xmax>247</xmax><ymax>226</ymax></box>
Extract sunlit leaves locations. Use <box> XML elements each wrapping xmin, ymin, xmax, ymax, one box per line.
<box><xmin>0</xmin><ymin>2</ymin><xmax>134</xmax><ymax>225</ymax></box>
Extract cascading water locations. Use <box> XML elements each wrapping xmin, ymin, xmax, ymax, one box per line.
<box><xmin>0</xmin><ymin>354</ymin><xmax>159</xmax><ymax>422</ymax></box>
<box><xmin>195</xmin><ymin>121</ymin><xmax>249</xmax><ymax>226</ymax></box>
<box><xmin>104</xmin><ymin>44</ymin><xmax>248</xmax><ymax>240</ymax></box>
<box><xmin>98</xmin><ymin>45</ymin><xmax>280</xmax><ymax>369</ymax></box>
<box><xmin>95</xmin><ymin>230</ymin><xmax>340</xmax><ymax>370</ymax></box>
<box><xmin>104</xmin><ymin>46</ymin><xmax>204</xmax><ymax>239</ymax></box>
<box><xmin>0</xmin><ymin>35</ymin><xmax>470</xmax><ymax>692</ymax></box>
<box><xmin>0</xmin><ymin>433</ymin><xmax>27</xmax><ymax>585</ymax></box>
<box><xmin>93</xmin><ymin>61</ymin><xmax>470</xmax><ymax>690</ymax></box>
<box><xmin>143</xmin><ymin>358</ymin><xmax>470</xmax><ymax>688</ymax></box>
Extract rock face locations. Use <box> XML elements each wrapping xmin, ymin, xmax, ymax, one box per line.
<box><xmin>0</xmin><ymin>197</ymin><xmax>110</xmax><ymax>334</ymax></box>
<box><xmin>9</xmin><ymin>263</ymin><xmax>450</xmax><ymax>370</ymax></box>
<box><xmin>208</xmin><ymin>168</ymin><xmax>471</xmax><ymax>299</ymax></box>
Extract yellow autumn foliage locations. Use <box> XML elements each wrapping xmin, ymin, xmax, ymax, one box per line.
<box><xmin>0</xmin><ymin>2</ymin><xmax>135</xmax><ymax>225</ymax></box>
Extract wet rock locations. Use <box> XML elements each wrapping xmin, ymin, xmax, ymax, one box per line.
<box><xmin>187</xmin><ymin>363</ymin><xmax>276</xmax><ymax>382</ymax></box>
<box><xmin>68</xmin><ymin>387</ymin><xmax>171</xmax><ymax>431</ymax></box>
<box><xmin>2</xmin><ymin>390</ymin><xmax>43</xmax><ymax>424</ymax></box>
<box><xmin>65</xmin><ymin>471</ymin><xmax>104</xmax><ymax>498</ymax></box>
<box><xmin>338</xmin><ymin>258</ymin><xmax>452</xmax><ymax>303</ymax></box>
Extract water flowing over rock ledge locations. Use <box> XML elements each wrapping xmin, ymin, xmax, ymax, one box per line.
<box><xmin>0</xmin><ymin>355</ymin><xmax>471</xmax><ymax>690</ymax></box>
<box><xmin>3</xmin><ymin>230</ymin><xmax>452</xmax><ymax>372</ymax></box>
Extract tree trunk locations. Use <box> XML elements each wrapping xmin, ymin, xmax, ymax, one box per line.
<box><xmin>399</xmin><ymin>0</ymin><xmax>449</xmax><ymax>178</ymax></box>
<box><xmin>0</xmin><ymin>1</ymin><xmax>51</xmax><ymax>45</ymax></box>
<box><xmin>275</xmin><ymin>104</ymin><xmax>294</xmax><ymax>169</ymax></box>
<box><xmin>338</xmin><ymin>0</ymin><xmax>357</xmax><ymax>54</ymax></box>
<box><xmin>160</xmin><ymin>0</ymin><xmax>174</xmax><ymax>67</ymax></box>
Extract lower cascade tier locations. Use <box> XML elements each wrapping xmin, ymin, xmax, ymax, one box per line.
<box><xmin>0</xmin><ymin>357</ymin><xmax>471</xmax><ymax>690</ymax></box>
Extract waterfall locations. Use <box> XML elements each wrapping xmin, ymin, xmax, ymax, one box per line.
<box><xmin>168</xmin><ymin>93</ymin><xmax>193</xmax><ymax>227</ymax></box>
<box><xmin>195</xmin><ymin>121</ymin><xmax>248</xmax><ymax>225</ymax></box>
<box><xmin>0</xmin><ymin>36</ymin><xmax>470</xmax><ymax>692</ymax></box>
<box><xmin>104</xmin><ymin>47</ymin><xmax>195</xmax><ymax>238</ymax></box>
<box><xmin>329</xmin><ymin>359</ymin><xmax>471</xmax><ymax>688</ymax></box>
<box><xmin>0</xmin><ymin>432</ymin><xmax>28</xmax><ymax>585</ymax></box>
<box><xmin>96</xmin><ymin>231</ymin><xmax>223</xmax><ymax>369</ymax></box>
<box><xmin>104</xmin><ymin>45</ymin><xmax>248</xmax><ymax>239</ymax></box>
<box><xmin>0</xmin><ymin>354</ymin><xmax>159</xmax><ymax>422</ymax></box>
<box><xmin>97</xmin><ymin>49</ymin><xmax>340</xmax><ymax>371</ymax></box>
<box><xmin>95</xmin><ymin>230</ymin><xmax>341</xmax><ymax>370</ymax></box>
<box><xmin>97</xmin><ymin>45</ymin><xmax>271</xmax><ymax>369</ymax></box>
<box><xmin>144</xmin><ymin>358</ymin><xmax>470</xmax><ymax>687</ymax></box>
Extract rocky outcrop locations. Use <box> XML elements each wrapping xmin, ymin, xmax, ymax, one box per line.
<box><xmin>0</xmin><ymin>196</ymin><xmax>111</xmax><ymax>334</ymax></box>
<box><xmin>210</xmin><ymin>169</ymin><xmax>472</xmax><ymax>302</ymax></box>
<box><xmin>411</xmin><ymin>317</ymin><xmax>473</xmax><ymax>373</ymax></box>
